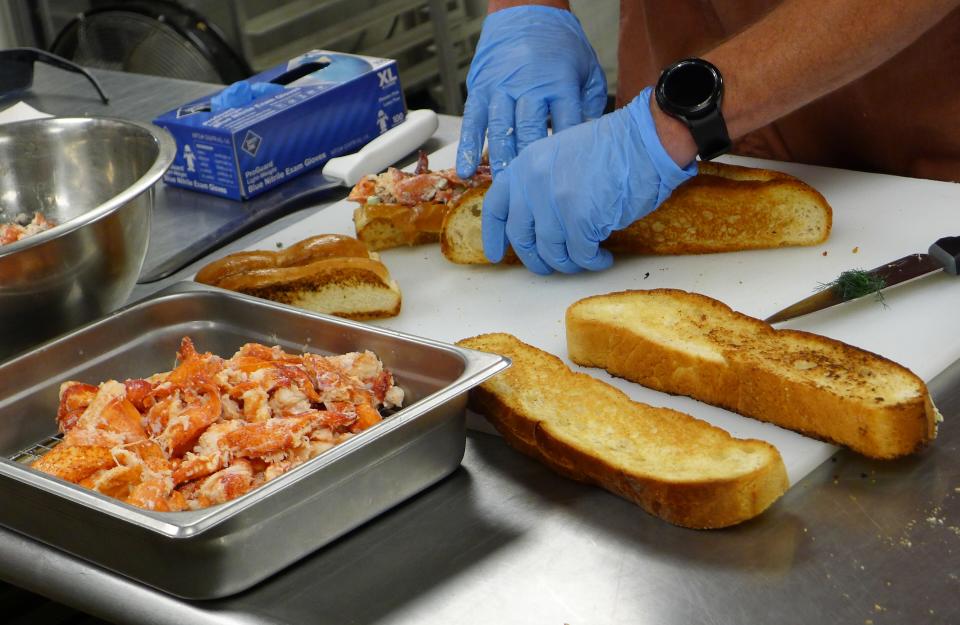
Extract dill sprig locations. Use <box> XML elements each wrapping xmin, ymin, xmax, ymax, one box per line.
<box><xmin>817</xmin><ymin>269</ymin><xmax>886</xmax><ymax>304</ymax></box>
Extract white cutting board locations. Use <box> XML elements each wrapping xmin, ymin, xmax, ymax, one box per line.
<box><xmin>232</xmin><ymin>143</ymin><xmax>960</xmax><ymax>486</ymax></box>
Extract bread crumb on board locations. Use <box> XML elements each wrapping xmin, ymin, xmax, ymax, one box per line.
<box><xmin>853</xmin><ymin>246</ymin><xmax>860</xmax><ymax>253</ymax></box>
<box><xmin>822</xmin><ymin>250</ymin><xmax>829</xmax><ymax>256</ymax></box>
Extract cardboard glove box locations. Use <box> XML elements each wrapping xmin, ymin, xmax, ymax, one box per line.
<box><xmin>154</xmin><ymin>50</ymin><xmax>406</xmax><ymax>200</ymax></box>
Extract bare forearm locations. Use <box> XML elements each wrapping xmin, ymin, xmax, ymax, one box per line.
<box><xmin>487</xmin><ymin>0</ymin><xmax>569</xmax><ymax>13</ymax></box>
<box><xmin>654</xmin><ymin>0</ymin><xmax>960</xmax><ymax>165</ymax></box>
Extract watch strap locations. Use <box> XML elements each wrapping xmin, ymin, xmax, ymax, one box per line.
<box><xmin>686</xmin><ymin>107</ymin><xmax>731</xmax><ymax>161</ymax></box>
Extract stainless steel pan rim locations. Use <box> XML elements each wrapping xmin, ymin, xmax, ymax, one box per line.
<box><xmin>0</xmin><ymin>116</ymin><xmax>176</xmax><ymax>259</ymax></box>
<box><xmin>0</xmin><ymin>282</ymin><xmax>510</xmax><ymax>539</ymax></box>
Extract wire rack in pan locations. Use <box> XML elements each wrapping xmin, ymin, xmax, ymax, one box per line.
<box><xmin>10</xmin><ymin>433</ymin><xmax>63</xmax><ymax>464</ymax></box>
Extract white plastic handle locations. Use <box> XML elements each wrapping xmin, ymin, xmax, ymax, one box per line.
<box><xmin>322</xmin><ymin>109</ymin><xmax>439</xmax><ymax>186</ymax></box>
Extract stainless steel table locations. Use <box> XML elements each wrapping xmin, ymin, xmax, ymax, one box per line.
<box><xmin>2</xmin><ymin>68</ymin><xmax>958</xmax><ymax>625</ymax></box>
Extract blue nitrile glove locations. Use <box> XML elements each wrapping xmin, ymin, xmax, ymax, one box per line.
<box><xmin>483</xmin><ymin>87</ymin><xmax>698</xmax><ymax>275</ymax></box>
<box><xmin>210</xmin><ymin>81</ymin><xmax>284</xmax><ymax>113</ymax></box>
<box><xmin>456</xmin><ymin>6</ymin><xmax>607</xmax><ymax>178</ymax></box>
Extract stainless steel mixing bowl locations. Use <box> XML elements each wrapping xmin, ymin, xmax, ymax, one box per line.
<box><xmin>0</xmin><ymin>117</ymin><xmax>175</xmax><ymax>359</ymax></box>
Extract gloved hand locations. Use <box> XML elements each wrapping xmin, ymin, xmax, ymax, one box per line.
<box><xmin>456</xmin><ymin>6</ymin><xmax>607</xmax><ymax>179</ymax></box>
<box><xmin>483</xmin><ymin>87</ymin><xmax>698</xmax><ymax>275</ymax></box>
<box><xmin>210</xmin><ymin>80</ymin><xmax>284</xmax><ymax>113</ymax></box>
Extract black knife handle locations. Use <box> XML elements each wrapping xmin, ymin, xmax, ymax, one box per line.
<box><xmin>930</xmin><ymin>236</ymin><xmax>960</xmax><ymax>275</ymax></box>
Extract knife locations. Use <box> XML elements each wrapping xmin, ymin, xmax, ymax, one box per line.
<box><xmin>137</xmin><ymin>109</ymin><xmax>438</xmax><ymax>283</ymax></box>
<box><xmin>764</xmin><ymin>235</ymin><xmax>960</xmax><ymax>324</ymax></box>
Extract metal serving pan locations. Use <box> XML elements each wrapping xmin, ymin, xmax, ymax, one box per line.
<box><xmin>0</xmin><ymin>282</ymin><xmax>508</xmax><ymax>599</ymax></box>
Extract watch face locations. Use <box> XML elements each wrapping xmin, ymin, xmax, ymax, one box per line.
<box><xmin>658</xmin><ymin>59</ymin><xmax>722</xmax><ymax>117</ymax></box>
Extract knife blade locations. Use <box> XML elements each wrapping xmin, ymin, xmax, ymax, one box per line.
<box><xmin>764</xmin><ymin>235</ymin><xmax>960</xmax><ymax>324</ymax></box>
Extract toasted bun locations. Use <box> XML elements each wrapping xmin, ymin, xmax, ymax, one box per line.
<box><xmin>440</xmin><ymin>162</ymin><xmax>832</xmax><ymax>264</ymax></box>
<box><xmin>195</xmin><ymin>235</ymin><xmax>401</xmax><ymax>320</ymax></box>
<box><xmin>604</xmin><ymin>161</ymin><xmax>832</xmax><ymax>254</ymax></box>
<box><xmin>441</xmin><ymin>188</ymin><xmax>487</xmax><ymax>264</ymax></box>
<box><xmin>566</xmin><ymin>289</ymin><xmax>939</xmax><ymax>459</ymax></box>
<box><xmin>457</xmin><ymin>332</ymin><xmax>788</xmax><ymax>529</ymax></box>
<box><xmin>440</xmin><ymin>187</ymin><xmax>518</xmax><ymax>264</ymax></box>
<box><xmin>353</xmin><ymin>202</ymin><xmax>449</xmax><ymax>251</ymax></box>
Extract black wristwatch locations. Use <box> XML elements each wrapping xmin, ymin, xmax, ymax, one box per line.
<box><xmin>655</xmin><ymin>58</ymin><xmax>731</xmax><ymax>161</ymax></box>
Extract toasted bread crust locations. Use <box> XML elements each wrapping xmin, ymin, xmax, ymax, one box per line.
<box><xmin>566</xmin><ymin>289</ymin><xmax>938</xmax><ymax>459</ymax></box>
<box><xmin>458</xmin><ymin>333</ymin><xmax>788</xmax><ymax>529</ymax></box>
<box><xmin>195</xmin><ymin>234</ymin><xmax>371</xmax><ymax>284</ymax></box>
<box><xmin>195</xmin><ymin>235</ymin><xmax>401</xmax><ymax>320</ymax></box>
<box><xmin>440</xmin><ymin>162</ymin><xmax>832</xmax><ymax>264</ymax></box>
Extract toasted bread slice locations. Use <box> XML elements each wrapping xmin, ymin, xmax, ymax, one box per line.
<box><xmin>353</xmin><ymin>202</ymin><xmax>449</xmax><ymax>251</ymax></box>
<box><xmin>457</xmin><ymin>333</ymin><xmax>789</xmax><ymax>529</ymax></box>
<box><xmin>440</xmin><ymin>162</ymin><xmax>832</xmax><ymax>264</ymax></box>
<box><xmin>195</xmin><ymin>234</ymin><xmax>401</xmax><ymax>320</ymax></box>
<box><xmin>566</xmin><ymin>289</ymin><xmax>939</xmax><ymax>459</ymax></box>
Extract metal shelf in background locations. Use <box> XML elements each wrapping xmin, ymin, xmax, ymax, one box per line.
<box><xmin>19</xmin><ymin>0</ymin><xmax>482</xmax><ymax>115</ymax></box>
<box><xmin>228</xmin><ymin>0</ymin><xmax>479</xmax><ymax>114</ymax></box>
